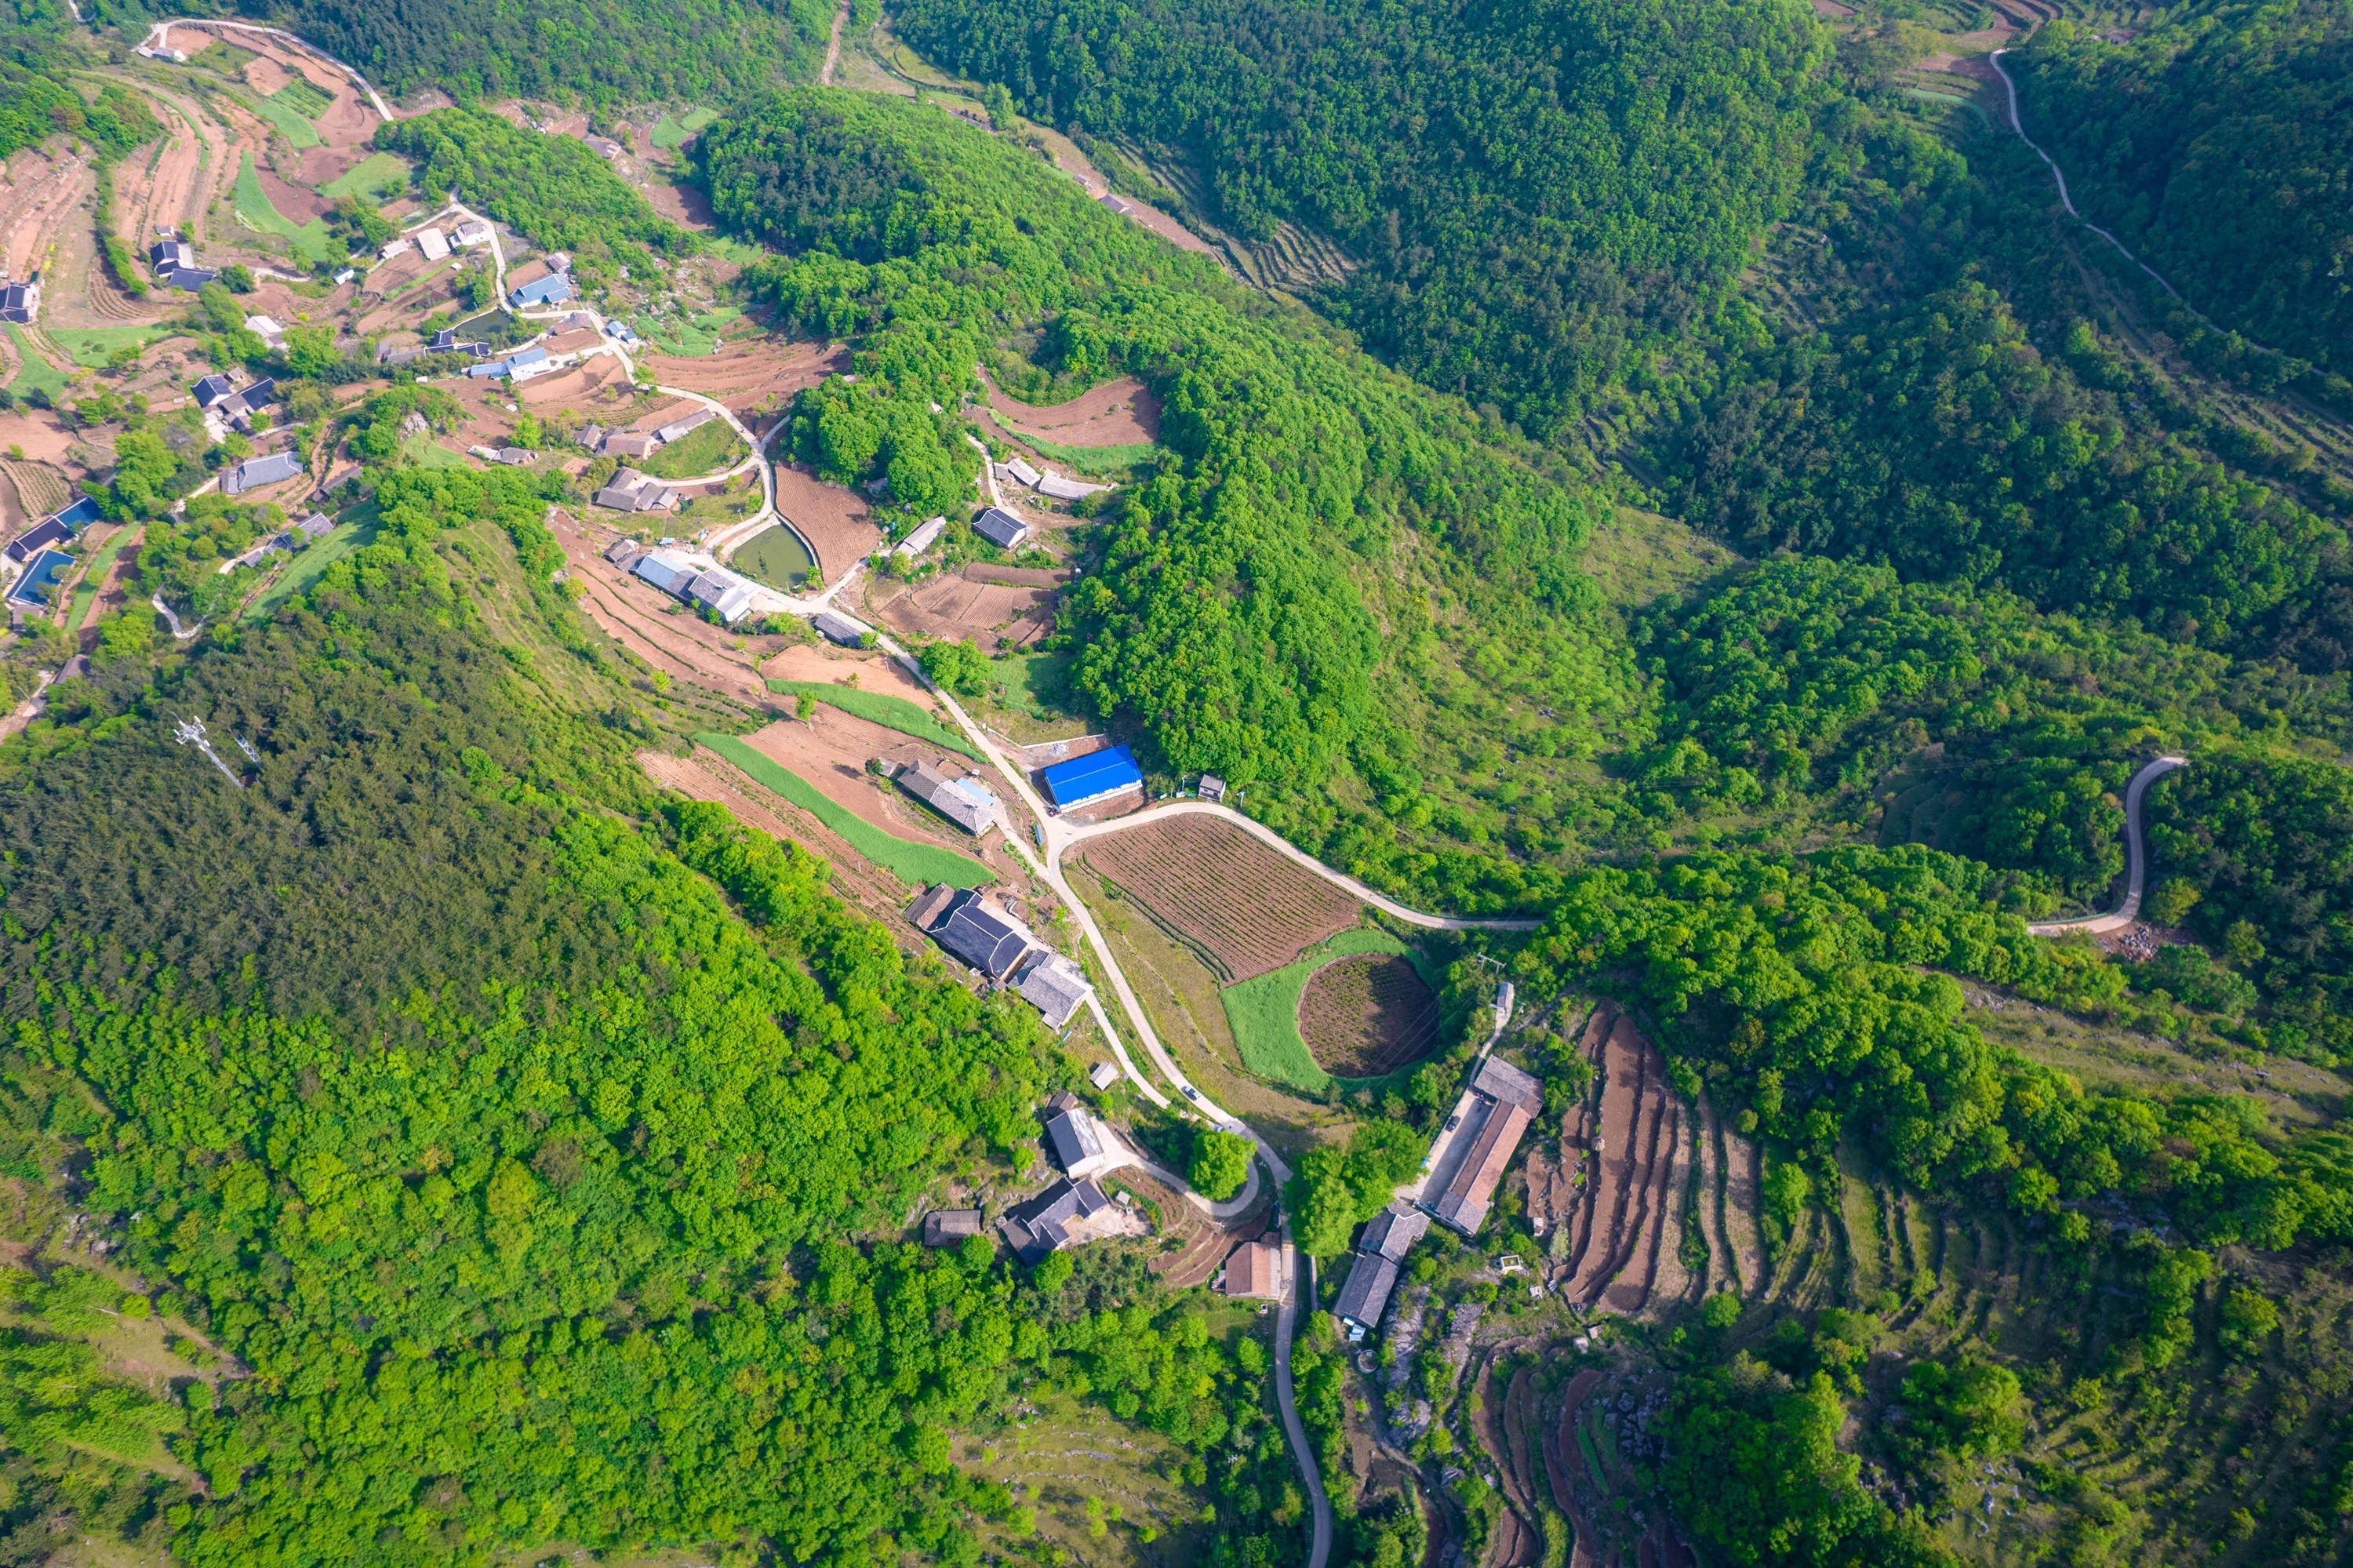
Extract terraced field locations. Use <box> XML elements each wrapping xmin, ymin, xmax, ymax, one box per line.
<box><xmin>1554</xmin><ymin>1007</ymin><xmax>1765</xmax><ymax>1317</ymax></box>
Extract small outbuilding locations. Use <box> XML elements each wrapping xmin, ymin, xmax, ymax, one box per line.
<box><xmin>922</xmin><ymin>1210</ymin><xmax>984</xmax><ymax>1247</ymax></box>
<box><xmin>1221</xmin><ymin>1240</ymin><xmax>1282</xmax><ymax>1301</ymax></box>
<box><xmin>813</xmin><ymin>610</ymin><xmax>867</xmax><ymax>647</ymax></box>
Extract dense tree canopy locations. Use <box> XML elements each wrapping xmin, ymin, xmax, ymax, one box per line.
<box><xmin>2011</xmin><ymin>2</ymin><xmax>2353</xmax><ymax>380</ymax></box>
<box><xmin>893</xmin><ymin>0</ymin><xmax>1831</xmax><ymax>440</ymax></box>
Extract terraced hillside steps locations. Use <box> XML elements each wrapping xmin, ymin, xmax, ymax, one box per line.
<box><xmin>1590</xmin><ymin>1022</ymin><xmax>1670</xmax><ymax>1308</ymax></box>
<box><xmin>1692</xmin><ymin>1090</ymin><xmax>1733</xmax><ymax>1295</ymax></box>
<box><xmin>1722</xmin><ymin>1124</ymin><xmax>1767</xmax><ymax>1297</ymax></box>
<box><xmin>1558</xmin><ymin>1005</ymin><xmax>1616</xmax><ymax>1277</ymax></box>
<box><xmin>1565</xmin><ymin>1015</ymin><xmax>1649</xmax><ymax>1301</ymax></box>
<box><xmin>1544</xmin><ymin>1369</ymin><xmax>1604</xmax><ymax>1568</ymax></box>
<box><xmin>1636</xmin><ymin>1097</ymin><xmax>1697</xmax><ymax>1315</ymax></box>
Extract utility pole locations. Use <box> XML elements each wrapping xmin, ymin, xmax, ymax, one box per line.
<box><xmin>172</xmin><ymin>716</ymin><xmax>245</xmax><ymax>788</ymax></box>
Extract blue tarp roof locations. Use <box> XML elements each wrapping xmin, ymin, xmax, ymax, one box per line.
<box><xmin>1042</xmin><ymin>744</ymin><xmax>1143</xmax><ymax>808</ymax></box>
<box><xmin>49</xmin><ymin>496</ymin><xmax>103</xmax><ymax>530</ymax></box>
<box><xmin>7</xmin><ymin>548</ymin><xmax>75</xmax><ymax>607</ymax></box>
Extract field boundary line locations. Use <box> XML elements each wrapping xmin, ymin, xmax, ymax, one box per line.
<box><xmin>1063</xmin><ymin>802</ymin><xmax>1543</xmax><ymax>932</ymax></box>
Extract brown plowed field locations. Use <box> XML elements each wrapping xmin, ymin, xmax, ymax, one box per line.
<box><xmin>1565</xmin><ymin>1015</ymin><xmax>1644</xmax><ymax>1298</ymax></box>
<box><xmin>875</xmin><ymin>565</ymin><xmax>1055</xmax><ymax>649</ymax></box>
<box><xmin>644</xmin><ymin>341</ymin><xmax>849</xmax><ymax>422</ymax></box>
<box><xmin>1619</xmin><ymin>1100</ymin><xmax>1690</xmax><ymax>1314</ymax></box>
<box><xmin>983</xmin><ymin>372</ymin><xmax>1160</xmax><ymax>446</ymax></box>
<box><xmin>762</xmin><ymin>642</ymin><xmax>934</xmax><ymax>701</ymax></box>
<box><xmin>1297</xmin><ymin>954</ymin><xmax>1438</xmax><ymax>1076</ymax></box>
<box><xmin>257</xmin><ymin>166</ymin><xmax>331</xmax><ymax>223</ymax></box>
<box><xmin>1598</xmin><ymin>1076</ymin><xmax>1668</xmax><ymax>1312</ymax></box>
<box><xmin>1073</xmin><ymin>814</ymin><xmax>1361</xmax><ymax>981</ymax></box>
<box><xmin>1472</xmin><ymin>1359</ymin><xmax>1540</xmax><ymax>1567</ymax></box>
<box><xmin>773</xmin><ymin>464</ymin><xmax>882</xmax><ymax>581</ymax></box>
<box><xmin>741</xmin><ymin>716</ymin><xmax>997</xmax><ymax>866</ymax></box>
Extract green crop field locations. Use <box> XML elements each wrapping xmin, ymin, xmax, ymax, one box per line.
<box><xmin>270</xmin><ymin>76</ymin><xmax>334</xmax><ymax>117</ymax></box>
<box><xmin>245</xmin><ymin>507</ymin><xmax>380</xmax><ymax>620</ymax></box>
<box><xmin>1218</xmin><ymin>928</ymin><xmax>1415</xmax><ymax>1093</ymax></box>
<box><xmin>695</xmin><ymin>733</ymin><xmax>993</xmax><ymax>887</ymax></box>
<box><xmin>4</xmin><ymin>327</ymin><xmax>68</xmax><ymax>399</ymax></box>
<box><xmin>324</xmin><ymin>151</ymin><xmax>411</xmax><ymax>202</ymax></box>
<box><xmin>45</xmin><ymin>326</ymin><xmax>172</xmax><ymax>369</ymax></box>
<box><xmin>649</xmin><ymin>106</ymin><xmax>718</xmax><ymax>151</ymax></box>
<box><xmin>640</xmin><ymin>419</ymin><xmax>747</xmax><ymax>479</ymax></box>
<box><xmin>765</xmin><ymin>679</ymin><xmax>980</xmax><ymax>759</ymax></box>
<box><xmin>241</xmin><ymin>88</ymin><xmax>322</xmax><ymax>148</ymax></box>
<box><xmin>396</xmin><ymin>433</ymin><xmax>471</xmax><ymax>471</ymax></box>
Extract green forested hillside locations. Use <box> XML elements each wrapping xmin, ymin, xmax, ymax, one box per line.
<box><xmin>205</xmin><ymin>0</ymin><xmax>832</xmax><ymax>103</ymax></box>
<box><xmin>2010</xmin><ymin>2</ymin><xmax>2353</xmax><ymax>380</ymax></box>
<box><xmin>890</xmin><ymin>0</ymin><xmax>1827</xmax><ymax>440</ymax></box>
<box><xmin>700</xmin><ymin>89</ymin><xmax>1633</xmax><ymax>911</ymax></box>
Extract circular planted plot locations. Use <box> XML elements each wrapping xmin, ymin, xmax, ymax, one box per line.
<box><xmin>1297</xmin><ymin>954</ymin><xmax>1441</xmax><ymax>1077</ymax></box>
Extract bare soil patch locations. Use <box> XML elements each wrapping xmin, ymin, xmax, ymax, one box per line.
<box><xmin>239</xmin><ymin>55</ymin><xmax>296</xmax><ymax>94</ymax></box>
<box><xmin>0</xmin><ymin>415</ymin><xmax>78</xmax><ymax>466</ymax></box>
<box><xmin>763</xmin><ymin>642</ymin><xmax>934</xmax><ymax>700</ymax></box>
<box><xmin>257</xmin><ymin>167</ymin><xmax>331</xmax><ymax>224</ymax></box>
<box><xmin>519</xmin><ymin>355</ymin><xmax>630</xmax><ymax>410</ymax></box>
<box><xmin>741</xmin><ymin>715</ymin><xmax>991</xmax><ymax>850</ymax></box>
<box><xmin>1544</xmin><ymin>1367</ymin><xmax>1604</xmax><ymax>1568</ymax></box>
<box><xmin>1297</xmin><ymin>954</ymin><xmax>1438</xmax><ymax>1077</ymax></box>
<box><xmin>875</xmin><ymin>566</ymin><xmax>1055</xmax><ymax>649</ymax></box>
<box><xmin>296</xmin><ymin>146</ymin><xmax>358</xmax><ymax>186</ymax></box>
<box><xmin>1075</xmin><ymin>813</ymin><xmax>1361</xmax><ymax>981</ymax></box>
<box><xmin>773</xmin><ymin>464</ymin><xmax>882</xmax><ymax>580</ymax></box>
<box><xmin>646</xmin><ymin>177</ymin><xmax>723</xmax><ymax>231</ymax></box>
<box><xmin>983</xmin><ymin>371</ymin><xmax>1160</xmax><ymax>446</ymax></box>
<box><xmin>647</xmin><ymin>341</ymin><xmax>849</xmax><ymax>425</ymax></box>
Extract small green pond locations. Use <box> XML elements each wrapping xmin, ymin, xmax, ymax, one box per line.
<box><xmin>732</xmin><ymin>522</ymin><xmax>818</xmax><ymax>590</ymax></box>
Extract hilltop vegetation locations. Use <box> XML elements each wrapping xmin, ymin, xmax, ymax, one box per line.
<box><xmin>893</xmin><ymin>0</ymin><xmax>1828</xmax><ymax>441</ymax></box>
<box><xmin>2011</xmin><ymin>1</ymin><xmax>2353</xmax><ymax>384</ymax></box>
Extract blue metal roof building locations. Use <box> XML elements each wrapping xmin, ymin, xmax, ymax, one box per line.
<box><xmin>1041</xmin><ymin>744</ymin><xmax>1144</xmax><ymax>809</ymax></box>
<box><xmin>6</xmin><ymin>548</ymin><xmax>75</xmax><ymax>609</ymax></box>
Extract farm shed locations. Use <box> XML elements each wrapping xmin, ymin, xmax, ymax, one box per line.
<box><xmin>602</xmin><ymin>432</ymin><xmax>658</xmax><ymax>457</ymax></box>
<box><xmin>1421</xmin><ymin>1057</ymin><xmax>1543</xmax><ymax>1236</ymax></box>
<box><xmin>1037</xmin><ymin>471</ymin><xmax>1110</xmax><ymax>500</ymax></box>
<box><xmin>813</xmin><ymin>611</ymin><xmax>868</xmax><ymax>647</ymax></box>
<box><xmin>414</xmin><ymin>227</ymin><xmax>451</xmax><ymax>261</ymax></box>
<box><xmin>1041</xmin><ymin>744</ymin><xmax>1144</xmax><ymax>809</ymax></box>
<box><xmin>686</xmin><ymin>568</ymin><xmax>760</xmax><ymax>624</ymax></box>
<box><xmin>922</xmin><ymin>1210</ymin><xmax>983</xmax><ymax>1247</ymax></box>
<box><xmin>598</xmin><ymin>470</ymin><xmax>679</xmax><ymax>515</ymax></box>
<box><xmin>904</xmin><ymin>883</ymin><xmax>959</xmax><ymax>931</ymax></box>
<box><xmin>972</xmin><ymin>507</ymin><xmax>1030</xmax><ymax>550</ymax></box>
<box><xmin>893</xmin><ymin>760</ymin><xmax>1000</xmax><ymax>836</ymax></box>
<box><xmin>1333</xmin><ymin>1251</ymin><xmax>1400</xmax><ymax>1341</ymax></box>
<box><xmin>1001</xmin><ymin>457</ymin><xmax>1042</xmax><ymax>488</ymax></box>
<box><xmin>997</xmin><ymin>1177</ymin><xmax>1114</xmax><ymax>1265</ymax></box>
<box><xmin>653</xmin><ymin>408</ymin><xmax>718</xmax><ymax>445</ymax></box>
<box><xmin>631</xmin><ymin>549</ymin><xmax>700</xmax><ymax>596</ymax></box>
<box><xmin>1222</xmin><ymin>1240</ymin><xmax>1281</xmax><ymax>1300</ymax></box>
<box><xmin>453</xmin><ymin>220</ymin><xmax>493</xmax><ymax>248</ymax></box>
<box><xmin>602</xmin><ymin>537</ymin><xmax>644</xmax><ymax>566</ymax></box>
<box><xmin>1088</xmin><ymin>1060</ymin><xmax>1120</xmax><ymax>1090</ymax></box>
<box><xmin>1198</xmin><ymin>774</ymin><xmax>1227</xmax><ymax>802</ymax></box>
<box><xmin>893</xmin><ymin>515</ymin><xmax>947</xmax><ymax>558</ymax></box>
<box><xmin>0</xmin><ymin>281</ymin><xmax>38</xmax><ymax>323</ymax></box>
<box><xmin>296</xmin><ymin>512</ymin><xmax>333</xmax><ymax>540</ymax></box>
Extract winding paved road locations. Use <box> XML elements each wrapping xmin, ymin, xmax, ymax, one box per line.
<box><xmin>2025</xmin><ymin>755</ymin><xmax>2188</xmax><ymax>935</ymax></box>
<box><xmin>1987</xmin><ymin>49</ymin><xmax>2182</xmax><ymax>301</ymax></box>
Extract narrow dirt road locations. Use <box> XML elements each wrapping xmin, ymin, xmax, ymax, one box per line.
<box><xmin>821</xmin><ymin>0</ymin><xmax>849</xmax><ymax>85</ymax></box>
